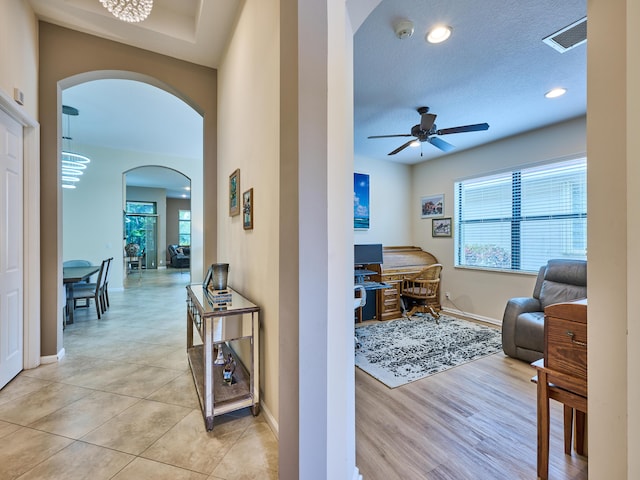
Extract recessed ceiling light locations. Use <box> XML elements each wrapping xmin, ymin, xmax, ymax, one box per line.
<box><xmin>410</xmin><ymin>140</ymin><xmax>420</xmax><ymax>147</ymax></box>
<box><xmin>426</xmin><ymin>25</ymin><xmax>452</xmax><ymax>44</ymax></box>
<box><xmin>545</xmin><ymin>87</ymin><xmax>567</xmax><ymax>98</ymax></box>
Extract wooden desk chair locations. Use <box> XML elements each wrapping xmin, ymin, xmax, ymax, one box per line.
<box><xmin>401</xmin><ymin>263</ymin><xmax>442</xmax><ymax>320</ymax></box>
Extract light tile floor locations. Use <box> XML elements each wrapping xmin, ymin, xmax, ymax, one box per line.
<box><xmin>0</xmin><ymin>269</ymin><xmax>278</xmax><ymax>480</ymax></box>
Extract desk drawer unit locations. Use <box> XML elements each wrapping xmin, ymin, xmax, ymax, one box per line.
<box><xmin>544</xmin><ymin>299</ymin><xmax>587</xmax><ymax>380</ymax></box>
<box><xmin>377</xmin><ymin>281</ymin><xmax>401</xmax><ymax>321</ymax></box>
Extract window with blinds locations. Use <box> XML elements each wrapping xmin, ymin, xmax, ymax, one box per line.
<box><xmin>454</xmin><ymin>157</ymin><xmax>587</xmax><ymax>272</ymax></box>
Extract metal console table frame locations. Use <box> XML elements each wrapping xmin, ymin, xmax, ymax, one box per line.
<box><xmin>186</xmin><ymin>285</ymin><xmax>260</xmax><ymax>430</ymax></box>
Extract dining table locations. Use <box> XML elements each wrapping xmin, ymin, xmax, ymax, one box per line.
<box><xmin>63</xmin><ymin>265</ymin><xmax>99</xmax><ymax>325</ymax></box>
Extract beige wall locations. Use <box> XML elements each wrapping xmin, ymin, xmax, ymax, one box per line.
<box><xmin>587</xmin><ymin>0</ymin><xmax>638</xmax><ymax>477</ymax></box>
<box><xmin>626</xmin><ymin>1</ymin><xmax>640</xmax><ymax>476</ymax></box>
<box><xmin>38</xmin><ymin>23</ymin><xmax>217</xmax><ymax>357</ymax></box>
<box><xmin>410</xmin><ymin>117</ymin><xmax>586</xmax><ymax>322</ymax></box>
<box><xmin>0</xmin><ymin>0</ymin><xmax>38</xmax><ymax>119</ymax></box>
<box><xmin>353</xmin><ymin>155</ymin><xmax>412</xmax><ymax>245</ymax></box>
<box><xmin>217</xmin><ymin>0</ymin><xmax>281</xmax><ymax>431</ymax></box>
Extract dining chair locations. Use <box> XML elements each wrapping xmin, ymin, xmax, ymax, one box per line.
<box><xmin>63</xmin><ymin>259</ymin><xmax>93</xmax><ymax>284</ymax></box>
<box><xmin>64</xmin><ymin>259</ymin><xmax>94</xmax><ymax>308</ymax></box>
<box><xmin>102</xmin><ymin>257</ymin><xmax>113</xmax><ymax>309</ymax></box>
<box><xmin>73</xmin><ymin>258</ymin><xmax>108</xmax><ymax>319</ymax></box>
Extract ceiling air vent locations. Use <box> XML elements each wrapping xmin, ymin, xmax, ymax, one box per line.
<box><xmin>543</xmin><ymin>17</ymin><xmax>587</xmax><ymax>53</ymax></box>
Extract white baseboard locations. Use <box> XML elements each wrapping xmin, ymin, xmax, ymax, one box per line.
<box><xmin>353</xmin><ymin>466</ymin><xmax>363</xmax><ymax>480</ymax></box>
<box><xmin>441</xmin><ymin>307</ymin><xmax>501</xmax><ymax>327</ymax></box>
<box><xmin>260</xmin><ymin>399</ymin><xmax>279</xmax><ymax>439</ymax></box>
<box><xmin>40</xmin><ymin>348</ymin><xmax>65</xmax><ymax>364</ymax></box>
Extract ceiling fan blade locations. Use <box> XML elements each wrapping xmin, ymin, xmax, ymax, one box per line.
<box><xmin>436</xmin><ymin>123</ymin><xmax>490</xmax><ymax>135</ymax></box>
<box><xmin>388</xmin><ymin>139</ymin><xmax>415</xmax><ymax>155</ymax></box>
<box><xmin>420</xmin><ymin>113</ymin><xmax>436</xmax><ymax>132</ymax></box>
<box><xmin>428</xmin><ymin>136</ymin><xmax>455</xmax><ymax>152</ymax></box>
<box><xmin>368</xmin><ymin>134</ymin><xmax>412</xmax><ymax>139</ymax></box>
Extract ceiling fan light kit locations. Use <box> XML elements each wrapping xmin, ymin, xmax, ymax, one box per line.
<box><xmin>99</xmin><ymin>0</ymin><xmax>153</xmax><ymax>23</ymax></box>
<box><xmin>368</xmin><ymin>106</ymin><xmax>489</xmax><ymax>156</ymax></box>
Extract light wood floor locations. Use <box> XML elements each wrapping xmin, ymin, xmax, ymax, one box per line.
<box><xmin>355</xmin><ymin>339</ymin><xmax>588</xmax><ymax>480</ymax></box>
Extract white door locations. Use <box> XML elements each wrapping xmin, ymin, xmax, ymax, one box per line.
<box><xmin>0</xmin><ymin>108</ymin><xmax>23</xmax><ymax>389</ymax></box>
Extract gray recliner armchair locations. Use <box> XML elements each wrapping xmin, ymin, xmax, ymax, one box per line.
<box><xmin>501</xmin><ymin>259</ymin><xmax>587</xmax><ymax>362</ymax></box>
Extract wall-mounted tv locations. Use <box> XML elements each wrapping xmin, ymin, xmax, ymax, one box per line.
<box><xmin>354</xmin><ymin>243</ymin><xmax>383</xmax><ymax>265</ymax></box>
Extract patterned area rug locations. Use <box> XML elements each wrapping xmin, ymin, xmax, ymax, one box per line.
<box><xmin>355</xmin><ymin>315</ymin><xmax>502</xmax><ymax>388</ymax></box>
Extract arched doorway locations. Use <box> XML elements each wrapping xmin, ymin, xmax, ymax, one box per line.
<box><xmin>61</xmin><ymin>77</ymin><xmax>202</xmax><ymax>292</ymax></box>
<box><xmin>124</xmin><ymin>166</ymin><xmax>191</xmax><ymax>276</ymax></box>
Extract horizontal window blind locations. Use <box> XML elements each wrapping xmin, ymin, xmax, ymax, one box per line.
<box><xmin>455</xmin><ymin>157</ymin><xmax>586</xmax><ymax>272</ymax></box>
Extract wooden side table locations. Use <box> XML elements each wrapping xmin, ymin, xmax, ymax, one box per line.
<box><xmin>533</xmin><ymin>298</ymin><xmax>587</xmax><ymax>479</ymax></box>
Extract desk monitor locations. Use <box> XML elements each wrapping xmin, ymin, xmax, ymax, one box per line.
<box><xmin>354</xmin><ymin>243</ymin><xmax>383</xmax><ymax>266</ymax></box>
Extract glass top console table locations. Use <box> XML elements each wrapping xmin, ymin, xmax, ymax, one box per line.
<box><xmin>186</xmin><ymin>285</ymin><xmax>260</xmax><ymax>430</ymax></box>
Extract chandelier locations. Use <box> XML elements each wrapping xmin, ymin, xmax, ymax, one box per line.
<box><xmin>99</xmin><ymin>0</ymin><xmax>153</xmax><ymax>23</ymax></box>
<box><xmin>61</xmin><ymin>105</ymin><xmax>91</xmax><ymax>190</ymax></box>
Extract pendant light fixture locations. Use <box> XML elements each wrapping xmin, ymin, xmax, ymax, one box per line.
<box><xmin>99</xmin><ymin>0</ymin><xmax>153</xmax><ymax>23</ymax></box>
<box><xmin>62</xmin><ymin>105</ymin><xmax>91</xmax><ymax>190</ymax></box>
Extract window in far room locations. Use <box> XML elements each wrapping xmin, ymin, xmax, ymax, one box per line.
<box><xmin>179</xmin><ymin>210</ymin><xmax>191</xmax><ymax>246</ymax></box>
<box><xmin>454</xmin><ymin>156</ymin><xmax>587</xmax><ymax>273</ymax></box>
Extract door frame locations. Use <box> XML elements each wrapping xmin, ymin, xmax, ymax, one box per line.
<box><xmin>0</xmin><ymin>88</ymin><xmax>41</xmax><ymax>370</ymax></box>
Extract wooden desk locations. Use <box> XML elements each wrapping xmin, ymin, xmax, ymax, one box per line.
<box><xmin>366</xmin><ymin>246</ymin><xmax>439</xmax><ymax>321</ymax></box>
<box><xmin>532</xmin><ymin>299</ymin><xmax>587</xmax><ymax>480</ymax></box>
<box><xmin>63</xmin><ymin>265</ymin><xmax>99</xmax><ymax>325</ymax></box>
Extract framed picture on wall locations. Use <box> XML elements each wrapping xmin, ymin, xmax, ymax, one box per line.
<box><xmin>229</xmin><ymin>169</ymin><xmax>240</xmax><ymax>216</ymax></box>
<box><xmin>432</xmin><ymin>217</ymin><xmax>452</xmax><ymax>237</ymax></box>
<box><xmin>243</xmin><ymin>188</ymin><xmax>254</xmax><ymax>230</ymax></box>
<box><xmin>354</xmin><ymin>172</ymin><xmax>370</xmax><ymax>229</ymax></box>
<box><xmin>421</xmin><ymin>193</ymin><xmax>444</xmax><ymax>218</ymax></box>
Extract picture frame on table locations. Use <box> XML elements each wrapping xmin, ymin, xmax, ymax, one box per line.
<box><xmin>421</xmin><ymin>193</ymin><xmax>444</xmax><ymax>218</ymax></box>
<box><xmin>243</xmin><ymin>188</ymin><xmax>254</xmax><ymax>230</ymax></box>
<box><xmin>432</xmin><ymin>217</ymin><xmax>452</xmax><ymax>237</ymax></box>
<box><xmin>229</xmin><ymin>169</ymin><xmax>241</xmax><ymax>216</ymax></box>
<box><xmin>202</xmin><ymin>265</ymin><xmax>213</xmax><ymax>289</ymax></box>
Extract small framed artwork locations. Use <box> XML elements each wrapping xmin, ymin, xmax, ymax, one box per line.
<box><xmin>421</xmin><ymin>193</ymin><xmax>444</xmax><ymax>218</ymax></box>
<box><xmin>432</xmin><ymin>217</ymin><xmax>452</xmax><ymax>237</ymax></box>
<box><xmin>243</xmin><ymin>188</ymin><xmax>254</xmax><ymax>230</ymax></box>
<box><xmin>229</xmin><ymin>169</ymin><xmax>240</xmax><ymax>216</ymax></box>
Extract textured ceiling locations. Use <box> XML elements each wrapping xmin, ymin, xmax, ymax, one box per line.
<box><xmin>354</xmin><ymin>0</ymin><xmax>586</xmax><ymax>164</ymax></box>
